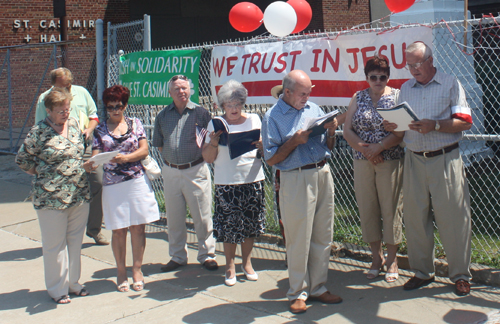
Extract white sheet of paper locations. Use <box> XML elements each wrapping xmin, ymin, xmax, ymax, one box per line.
<box><xmin>377</xmin><ymin>109</ymin><xmax>414</xmax><ymax>131</ymax></box>
<box><xmin>88</xmin><ymin>151</ymin><xmax>119</xmax><ymax>165</ymax></box>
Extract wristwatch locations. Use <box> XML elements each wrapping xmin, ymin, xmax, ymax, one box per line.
<box><xmin>435</xmin><ymin>120</ymin><xmax>441</xmax><ymax>131</ymax></box>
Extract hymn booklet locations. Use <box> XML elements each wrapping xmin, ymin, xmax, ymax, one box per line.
<box><xmin>377</xmin><ymin>101</ymin><xmax>420</xmax><ymax>131</ymax></box>
<box><xmin>212</xmin><ymin>116</ymin><xmax>261</xmax><ymax>160</ymax></box>
<box><xmin>302</xmin><ymin>109</ymin><xmax>340</xmax><ymax>137</ymax></box>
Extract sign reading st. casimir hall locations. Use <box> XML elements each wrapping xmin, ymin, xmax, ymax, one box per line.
<box><xmin>119</xmin><ymin>50</ymin><xmax>202</xmax><ymax>105</ymax></box>
<box><xmin>13</xmin><ymin>19</ymin><xmax>95</xmax><ymax>43</ymax></box>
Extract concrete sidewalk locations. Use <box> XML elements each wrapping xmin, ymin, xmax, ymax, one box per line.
<box><xmin>1</xmin><ymin>159</ymin><xmax>500</xmax><ymax>323</ymax></box>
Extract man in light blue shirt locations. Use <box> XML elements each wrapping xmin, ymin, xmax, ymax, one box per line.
<box><xmin>262</xmin><ymin>70</ymin><xmax>341</xmax><ymax>314</ymax></box>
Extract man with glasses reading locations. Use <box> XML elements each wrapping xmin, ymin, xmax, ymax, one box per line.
<box><xmin>384</xmin><ymin>41</ymin><xmax>473</xmax><ymax>296</ymax></box>
<box><xmin>35</xmin><ymin>67</ymin><xmax>109</xmax><ymax>246</ymax></box>
<box><xmin>262</xmin><ymin>70</ymin><xmax>341</xmax><ymax>314</ymax></box>
<box><xmin>153</xmin><ymin>75</ymin><xmax>218</xmax><ymax>273</ymax></box>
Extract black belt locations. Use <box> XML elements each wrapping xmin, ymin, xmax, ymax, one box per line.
<box><xmin>164</xmin><ymin>157</ymin><xmax>204</xmax><ymax>170</ymax></box>
<box><xmin>412</xmin><ymin>143</ymin><xmax>459</xmax><ymax>158</ymax></box>
<box><xmin>290</xmin><ymin>159</ymin><xmax>327</xmax><ymax>172</ymax></box>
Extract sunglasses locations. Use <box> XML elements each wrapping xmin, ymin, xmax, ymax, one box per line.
<box><xmin>169</xmin><ymin>75</ymin><xmax>188</xmax><ymax>82</ymax></box>
<box><xmin>105</xmin><ymin>104</ymin><xmax>125</xmax><ymax>111</ymax></box>
<box><xmin>368</xmin><ymin>75</ymin><xmax>388</xmax><ymax>82</ymax></box>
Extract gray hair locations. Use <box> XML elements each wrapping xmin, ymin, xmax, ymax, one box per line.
<box><xmin>282</xmin><ymin>73</ymin><xmax>297</xmax><ymax>92</ymax></box>
<box><xmin>217</xmin><ymin>80</ymin><xmax>247</xmax><ymax>107</ymax></box>
<box><xmin>406</xmin><ymin>42</ymin><xmax>433</xmax><ymax>60</ymax></box>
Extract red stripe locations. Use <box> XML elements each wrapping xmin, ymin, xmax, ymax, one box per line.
<box><xmin>215</xmin><ymin>79</ymin><xmax>409</xmax><ymax>98</ymax></box>
<box><xmin>452</xmin><ymin>113</ymin><xmax>473</xmax><ymax>124</ymax></box>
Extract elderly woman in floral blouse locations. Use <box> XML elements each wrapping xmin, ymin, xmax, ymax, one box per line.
<box><xmin>16</xmin><ymin>87</ymin><xmax>91</xmax><ymax>304</ymax></box>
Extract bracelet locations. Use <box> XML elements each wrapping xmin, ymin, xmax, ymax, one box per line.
<box><xmin>378</xmin><ymin>141</ymin><xmax>386</xmax><ymax>150</ymax></box>
<box><xmin>210</xmin><ymin>142</ymin><xmax>218</xmax><ymax>148</ymax></box>
<box><xmin>327</xmin><ymin>132</ymin><xmax>336</xmax><ymax>139</ymax></box>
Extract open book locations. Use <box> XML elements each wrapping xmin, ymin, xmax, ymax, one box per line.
<box><xmin>211</xmin><ymin>116</ymin><xmax>261</xmax><ymax>159</ymax></box>
<box><xmin>302</xmin><ymin>110</ymin><xmax>340</xmax><ymax>137</ymax></box>
<box><xmin>377</xmin><ymin>101</ymin><xmax>419</xmax><ymax>131</ymax></box>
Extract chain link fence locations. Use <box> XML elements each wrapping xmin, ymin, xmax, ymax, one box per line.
<box><xmin>109</xmin><ymin>16</ymin><xmax>500</xmax><ymax>270</ymax></box>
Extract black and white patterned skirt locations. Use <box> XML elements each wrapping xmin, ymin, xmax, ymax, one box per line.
<box><xmin>213</xmin><ymin>180</ymin><xmax>266</xmax><ymax>244</ymax></box>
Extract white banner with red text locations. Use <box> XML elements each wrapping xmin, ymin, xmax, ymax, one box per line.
<box><xmin>210</xmin><ymin>27</ymin><xmax>432</xmax><ymax>106</ymax></box>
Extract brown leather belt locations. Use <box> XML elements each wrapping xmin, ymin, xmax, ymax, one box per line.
<box><xmin>290</xmin><ymin>159</ymin><xmax>327</xmax><ymax>172</ymax></box>
<box><xmin>412</xmin><ymin>143</ymin><xmax>459</xmax><ymax>158</ymax></box>
<box><xmin>164</xmin><ymin>157</ymin><xmax>204</xmax><ymax>170</ymax></box>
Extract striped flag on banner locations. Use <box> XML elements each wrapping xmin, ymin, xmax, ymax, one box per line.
<box><xmin>196</xmin><ymin>125</ymin><xmax>209</xmax><ymax>148</ymax></box>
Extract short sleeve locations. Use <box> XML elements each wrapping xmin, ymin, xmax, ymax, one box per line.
<box><xmin>152</xmin><ymin>111</ymin><xmax>164</xmax><ymax>148</ymax></box>
<box><xmin>15</xmin><ymin>128</ymin><xmax>40</xmax><ymax>172</ymax></box>
<box><xmin>134</xmin><ymin>118</ymin><xmax>147</xmax><ymax>140</ymax></box>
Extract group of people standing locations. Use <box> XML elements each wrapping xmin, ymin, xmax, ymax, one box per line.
<box><xmin>16</xmin><ymin>40</ymin><xmax>473</xmax><ymax>313</ymax></box>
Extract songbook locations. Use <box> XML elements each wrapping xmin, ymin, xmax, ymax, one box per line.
<box><xmin>377</xmin><ymin>101</ymin><xmax>420</xmax><ymax>131</ymax></box>
<box><xmin>88</xmin><ymin>151</ymin><xmax>119</xmax><ymax>165</ymax></box>
<box><xmin>302</xmin><ymin>110</ymin><xmax>340</xmax><ymax>137</ymax></box>
<box><xmin>211</xmin><ymin>116</ymin><xmax>230</xmax><ymax>146</ymax></box>
<box><xmin>211</xmin><ymin>116</ymin><xmax>261</xmax><ymax>159</ymax></box>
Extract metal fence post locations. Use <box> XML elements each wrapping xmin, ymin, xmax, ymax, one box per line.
<box><xmin>96</xmin><ymin>19</ymin><xmax>104</xmax><ymax>116</ymax></box>
<box><xmin>7</xmin><ymin>49</ymin><xmax>12</xmax><ymax>152</ymax></box>
<box><xmin>143</xmin><ymin>14</ymin><xmax>151</xmax><ymax>52</ymax></box>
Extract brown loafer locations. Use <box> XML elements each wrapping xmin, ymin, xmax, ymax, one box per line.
<box><xmin>455</xmin><ymin>279</ymin><xmax>470</xmax><ymax>296</ymax></box>
<box><xmin>203</xmin><ymin>259</ymin><xmax>219</xmax><ymax>271</ymax></box>
<box><xmin>403</xmin><ymin>276</ymin><xmax>435</xmax><ymax>290</ymax></box>
<box><xmin>160</xmin><ymin>260</ymin><xmax>183</xmax><ymax>272</ymax></box>
<box><xmin>290</xmin><ymin>299</ymin><xmax>307</xmax><ymax>314</ymax></box>
<box><xmin>308</xmin><ymin>291</ymin><xmax>342</xmax><ymax>304</ymax></box>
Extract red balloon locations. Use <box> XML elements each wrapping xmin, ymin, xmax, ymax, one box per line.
<box><xmin>229</xmin><ymin>2</ymin><xmax>263</xmax><ymax>33</ymax></box>
<box><xmin>384</xmin><ymin>0</ymin><xmax>415</xmax><ymax>13</ymax></box>
<box><xmin>287</xmin><ymin>0</ymin><xmax>312</xmax><ymax>34</ymax></box>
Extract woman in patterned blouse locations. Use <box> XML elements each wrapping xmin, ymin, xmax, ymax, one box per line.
<box><xmin>16</xmin><ymin>87</ymin><xmax>91</xmax><ymax>304</ymax></box>
<box><xmin>343</xmin><ymin>56</ymin><xmax>405</xmax><ymax>283</ymax></box>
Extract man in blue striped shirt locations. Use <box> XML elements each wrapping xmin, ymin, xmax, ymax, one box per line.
<box><xmin>262</xmin><ymin>70</ymin><xmax>341</xmax><ymax>314</ymax></box>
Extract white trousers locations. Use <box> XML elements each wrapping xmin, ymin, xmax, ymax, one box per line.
<box><xmin>279</xmin><ymin>164</ymin><xmax>335</xmax><ymax>301</ymax></box>
<box><xmin>162</xmin><ymin>163</ymin><xmax>216</xmax><ymax>264</ymax></box>
<box><xmin>36</xmin><ymin>203</ymin><xmax>89</xmax><ymax>298</ymax></box>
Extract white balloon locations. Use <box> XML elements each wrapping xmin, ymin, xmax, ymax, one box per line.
<box><xmin>263</xmin><ymin>2</ymin><xmax>297</xmax><ymax>37</ymax></box>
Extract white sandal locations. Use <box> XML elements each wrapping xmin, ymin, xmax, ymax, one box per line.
<box><xmin>385</xmin><ymin>272</ymin><xmax>399</xmax><ymax>283</ymax></box>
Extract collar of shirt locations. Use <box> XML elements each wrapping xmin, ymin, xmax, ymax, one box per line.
<box><xmin>410</xmin><ymin>69</ymin><xmax>444</xmax><ymax>89</ymax></box>
<box><xmin>167</xmin><ymin>100</ymin><xmax>197</xmax><ymax>112</ymax></box>
<box><xmin>275</xmin><ymin>97</ymin><xmax>310</xmax><ymax>114</ymax></box>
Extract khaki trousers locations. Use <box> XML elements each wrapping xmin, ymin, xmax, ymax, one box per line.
<box><xmin>162</xmin><ymin>162</ymin><xmax>216</xmax><ymax>264</ymax></box>
<box><xmin>37</xmin><ymin>203</ymin><xmax>89</xmax><ymax>299</ymax></box>
<box><xmin>404</xmin><ymin>148</ymin><xmax>471</xmax><ymax>282</ymax></box>
<box><xmin>354</xmin><ymin>158</ymin><xmax>404</xmax><ymax>245</ymax></box>
<box><xmin>279</xmin><ymin>164</ymin><xmax>335</xmax><ymax>301</ymax></box>
<box><xmin>83</xmin><ymin>145</ymin><xmax>103</xmax><ymax>237</ymax></box>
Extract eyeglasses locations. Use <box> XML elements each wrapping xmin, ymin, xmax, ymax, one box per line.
<box><xmin>405</xmin><ymin>56</ymin><xmax>430</xmax><ymax>70</ymax></box>
<box><xmin>55</xmin><ymin>108</ymin><xmax>72</xmax><ymax>115</ymax></box>
<box><xmin>169</xmin><ymin>75</ymin><xmax>188</xmax><ymax>82</ymax></box>
<box><xmin>105</xmin><ymin>104</ymin><xmax>125</xmax><ymax>111</ymax></box>
<box><xmin>368</xmin><ymin>75</ymin><xmax>388</xmax><ymax>82</ymax></box>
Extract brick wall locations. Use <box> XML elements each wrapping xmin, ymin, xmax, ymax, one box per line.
<box><xmin>0</xmin><ymin>0</ymin><xmax>129</xmax><ymax>129</ymax></box>
<box><xmin>321</xmin><ymin>0</ymin><xmax>370</xmax><ymax>31</ymax></box>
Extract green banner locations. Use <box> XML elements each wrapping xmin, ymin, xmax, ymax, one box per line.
<box><xmin>119</xmin><ymin>49</ymin><xmax>202</xmax><ymax>105</ymax></box>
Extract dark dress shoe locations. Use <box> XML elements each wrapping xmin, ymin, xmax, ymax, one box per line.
<box><xmin>308</xmin><ymin>291</ymin><xmax>342</xmax><ymax>304</ymax></box>
<box><xmin>160</xmin><ymin>260</ymin><xmax>183</xmax><ymax>272</ymax></box>
<box><xmin>203</xmin><ymin>259</ymin><xmax>219</xmax><ymax>271</ymax></box>
<box><xmin>403</xmin><ymin>276</ymin><xmax>435</xmax><ymax>290</ymax></box>
<box><xmin>290</xmin><ymin>299</ymin><xmax>307</xmax><ymax>314</ymax></box>
<box><xmin>455</xmin><ymin>279</ymin><xmax>471</xmax><ymax>296</ymax></box>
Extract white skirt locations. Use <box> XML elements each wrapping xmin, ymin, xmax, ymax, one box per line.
<box><xmin>102</xmin><ymin>175</ymin><xmax>160</xmax><ymax>230</ymax></box>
